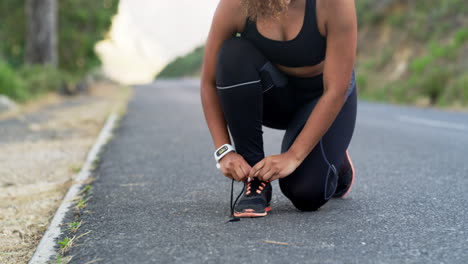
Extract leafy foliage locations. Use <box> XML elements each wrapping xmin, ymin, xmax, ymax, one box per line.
<box><xmin>0</xmin><ymin>60</ymin><xmax>73</xmax><ymax>102</ymax></box>
<box><xmin>58</xmin><ymin>0</ymin><xmax>119</xmax><ymax>74</ymax></box>
<box><xmin>0</xmin><ymin>0</ymin><xmax>119</xmax><ymax>74</ymax></box>
<box><xmin>355</xmin><ymin>0</ymin><xmax>468</xmax><ymax>107</ymax></box>
<box><xmin>0</xmin><ymin>0</ymin><xmax>118</xmax><ymax>101</ymax></box>
<box><xmin>0</xmin><ymin>1</ymin><xmax>26</xmax><ymax>68</ymax></box>
<box><xmin>0</xmin><ymin>61</ymin><xmax>28</xmax><ymax>101</ymax></box>
<box><xmin>154</xmin><ymin>0</ymin><xmax>468</xmax><ymax>108</ymax></box>
<box><xmin>156</xmin><ymin>46</ymin><xmax>205</xmax><ymax>79</ymax></box>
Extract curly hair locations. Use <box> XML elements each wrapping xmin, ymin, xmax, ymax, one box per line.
<box><xmin>240</xmin><ymin>0</ymin><xmax>290</xmax><ymax>21</ymax></box>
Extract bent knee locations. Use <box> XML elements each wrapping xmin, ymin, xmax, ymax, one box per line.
<box><xmin>216</xmin><ymin>37</ymin><xmax>265</xmax><ymax>82</ymax></box>
<box><xmin>280</xmin><ymin>178</ymin><xmax>335</xmax><ymax>212</ymax></box>
<box><xmin>287</xmin><ymin>190</ymin><xmax>328</xmax><ymax>211</ymax></box>
<box><xmin>218</xmin><ymin>37</ymin><xmax>262</xmax><ymax>61</ymax></box>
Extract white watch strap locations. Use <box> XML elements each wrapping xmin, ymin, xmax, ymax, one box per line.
<box><xmin>214</xmin><ymin>143</ymin><xmax>236</xmax><ymax>163</ymax></box>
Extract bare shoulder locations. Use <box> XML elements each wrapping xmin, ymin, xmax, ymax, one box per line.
<box><xmin>323</xmin><ymin>0</ymin><xmax>356</xmax><ymax>23</ymax></box>
<box><xmin>317</xmin><ymin>0</ymin><xmax>357</xmax><ymax>35</ymax></box>
<box><xmin>215</xmin><ymin>0</ymin><xmax>247</xmax><ymax>33</ymax></box>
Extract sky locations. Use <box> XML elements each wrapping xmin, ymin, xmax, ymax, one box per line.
<box><xmin>96</xmin><ymin>0</ymin><xmax>219</xmax><ymax>84</ymax></box>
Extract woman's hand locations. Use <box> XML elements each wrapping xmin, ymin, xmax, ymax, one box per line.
<box><xmin>248</xmin><ymin>151</ymin><xmax>301</xmax><ymax>182</ymax></box>
<box><xmin>218</xmin><ymin>152</ymin><xmax>252</xmax><ymax>182</ymax></box>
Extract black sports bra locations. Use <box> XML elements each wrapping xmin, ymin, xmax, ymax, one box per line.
<box><xmin>241</xmin><ymin>0</ymin><xmax>327</xmax><ymax>68</ymax></box>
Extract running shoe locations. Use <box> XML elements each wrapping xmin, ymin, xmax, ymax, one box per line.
<box><xmin>233</xmin><ymin>177</ymin><xmax>272</xmax><ymax>218</ymax></box>
<box><xmin>332</xmin><ymin>150</ymin><xmax>355</xmax><ymax>198</ymax></box>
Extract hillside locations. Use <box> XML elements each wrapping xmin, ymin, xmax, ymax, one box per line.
<box><xmin>155</xmin><ymin>0</ymin><xmax>468</xmax><ymax>109</ymax></box>
<box><xmin>355</xmin><ymin>0</ymin><xmax>468</xmax><ymax>108</ymax></box>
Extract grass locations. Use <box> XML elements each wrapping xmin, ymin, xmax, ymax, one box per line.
<box><xmin>57</xmin><ymin>231</ymin><xmax>91</xmax><ymax>255</ymax></box>
<box><xmin>53</xmin><ymin>143</ymin><xmax>111</xmax><ymax>262</ymax></box>
<box><xmin>0</xmin><ymin>61</ymin><xmax>77</xmax><ymax>102</ymax></box>
<box><xmin>0</xmin><ymin>61</ymin><xmax>28</xmax><ymax>101</ymax></box>
<box><xmin>75</xmin><ymin>195</ymin><xmax>91</xmax><ymax>211</ymax></box>
<box><xmin>80</xmin><ymin>185</ymin><xmax>93</xmax><ymax>194</ymax></box>
<box><xmin>410</xmin><ymin>29</ymin><xmax>468</xmax><ymax>75</ymax></box>
<box><xmin>67</xmin><ymin>221</ymin><xmax>82</xmax><ymax>233</ymax></box>
<box><xmin>57</xmin><ymin>237</ymin><xmax>71</xmax><ymax>250</ymax></box>
<box><xmin>74</xmin><ymin>184</ymin><xmax>93</xmax><ymax>211</ymax></box>
<box><xmin>404</xmin><ymin>28</ymin><xmax>468</xmax><ymax>106</ymax></box>
<box><xmin>91</xmin><ymin>157</ymin><xmax>101</xmax><ymax>170</ymax></box>
<box><xmin>70</xmin><ymin>165</ymin><xmax>82</xmax><ymax>174</ymax></box>
<box><xmin>55</xmin><ymin>254</ymin><xmax>73</xmax><ymax>264</ymax></box>
<box><xmin>356</xmin><ymin>22</ymin><xmax>468</xmax><ymax>108</ymax></box>
<box><xmin>56</xmin><ymin>183</ymin><xmax>95</xmax><ymax>261</ymax></box>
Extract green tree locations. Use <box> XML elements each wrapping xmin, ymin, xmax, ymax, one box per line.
<box><xmin>25</xmin><ymin>0</ymin><xmax>58</xmax><ymax>66</ymax></box>
<box><xmin>0</xmin><ymin>0</ymin><xmax>119</xmax><ymax>75</ymax></box>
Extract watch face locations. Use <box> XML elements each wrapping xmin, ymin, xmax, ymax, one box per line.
<box><xmin>216</xmin><ymin>146</ymin><xmax>228</xmax><ymax>157</ymax></box>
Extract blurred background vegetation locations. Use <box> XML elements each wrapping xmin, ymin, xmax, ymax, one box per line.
<box><xmin>156</xmin><ymin>0</ymin><xmax>468</xmax><ymax>109</ymax></box>
<box><xmin>0</xmin><ymin>0</ymin><xmax>119</xmax><ymax>102</ymax></box>
<box><xmin>1</xmin><ymin>0</ymin><xmax>466</xmax><ymax>109</ymax></box>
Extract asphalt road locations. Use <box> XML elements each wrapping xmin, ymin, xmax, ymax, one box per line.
<box><xmin>61</xmin><ymin>79</ymin><xmax>468</xmax><ymax>264</ymax></box>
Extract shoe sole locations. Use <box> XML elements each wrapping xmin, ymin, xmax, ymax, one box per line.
<box><xmin>233</xmin><ymin>206</ymin><xmax>272</xmax><ymax>218</ymax></box>
<box><xmin>338</xmin><ymin>150</ymin><xmax>355</xmax><ymax>198</ymax></box>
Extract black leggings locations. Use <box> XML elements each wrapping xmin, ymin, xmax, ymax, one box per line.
<box><xmin>215</xmin><ymin>36</ymin><xmax>357</xmax><ymax>211</ymax></box>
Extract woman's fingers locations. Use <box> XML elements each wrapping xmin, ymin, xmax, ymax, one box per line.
<box><xmin>257</xmin><ymin>166</ymin><xmax>272</xmax><ymax>181</ymax></box>
<box><xmin>233</xmin><ymin>165</ymin><xmax>245</xmax><ymax>182</ymax></box>
<box><xmin>261</xmin><ymin>169</ymin><xmax>277</xmax><ymax>182</ymax></box>
<box><xmin>224</xmin><ymin>173</ymin><xmax>234</xmax><ymax>181</ymax></box>
<box><xmin>239</xmin><ymin>163</ymin><xmax>251</xmax><ymax>182</ymax></box>
<box><xmin>249</xmin><ymin>160</ymin><xmax>265</xmax><ymax>178</ymax></box>
<box><xmin>220</xmin><ymin>166</ymin><xmax>233</xmax><ymax>180</ymax></box>
<box><xmin>219</xmin><ymin>153</ymin><xmax>256</xmax><ymax>182</ymax></box>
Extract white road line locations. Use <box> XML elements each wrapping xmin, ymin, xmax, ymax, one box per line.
<box><xmin>28</xmin><ymin>113</ymin><xmax>119</xmax><ymax>264</ymax></box>
<box><xmin>397</xmin><ymin>115</ymin><xmax>468</xmax><ymax>131</ymax></box>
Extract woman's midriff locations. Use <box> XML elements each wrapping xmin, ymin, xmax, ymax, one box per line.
<box><xmin>262</xmin><ymin>62</ymin><xmax>325</xmax><ymax>130</ymax></box>
<box><xmin>262</xmin><ymin>73</ymin><xmax>324</xmax><ymax>130</ymax></box>
<box><xmin>276</xmin><ymin>62</ymin><xmax>325</xmax><ymax>104</ymax></box>
<box><xmin>275</xmin><ymin>61</ymin><xmax>324</xmax><ymax>79</ymax></box>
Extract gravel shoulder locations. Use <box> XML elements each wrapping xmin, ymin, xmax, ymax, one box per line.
<box><xmin>0</xmin><ymin>82</ymin><xmax>131</xmax><ymax>264</ymax></box>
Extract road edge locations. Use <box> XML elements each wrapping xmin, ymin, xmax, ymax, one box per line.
<box><xmin>28</xmin><ymin>113</ymin><xmax>120</xmax><ymax>264</ymax></box>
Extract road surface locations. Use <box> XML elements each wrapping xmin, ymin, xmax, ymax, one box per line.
<box><xmin>60</xmin><ymin>79</ymin><xmax>468</xmax><ymax>264</ymax></box>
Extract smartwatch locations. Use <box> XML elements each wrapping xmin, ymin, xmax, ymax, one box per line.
<box><xmin>214</xmin><ymin>143</ymin><xmax>236</xmax><ymax>169</ymax></box>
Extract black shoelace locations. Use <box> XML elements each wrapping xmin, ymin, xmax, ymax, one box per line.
<box><xmin>227</xmin><ymin>178</ymin><xmax>265</xmax><ymax>223</ymax></box>
<box><xmin>227</xmin><ymin>179</ymin><xmax>244</xmax><ymax>222</ymax></box>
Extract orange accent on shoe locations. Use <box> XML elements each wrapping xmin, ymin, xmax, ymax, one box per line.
<box><xmin>339</xmin><ymin>150</ymin><xmax>355</xmax><ymax>198</ymax></box>
<box><xmin>233</xmin><ymin>211</ymin><xmax>267</xmax><ymax>217</ymax></box>
<box><xmin>233</xmin><ymin>206</ymin><xmax>272</xmax><ymax>218</ymax></box>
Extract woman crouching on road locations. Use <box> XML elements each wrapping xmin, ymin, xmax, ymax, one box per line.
<box><xmin>200</xmin><ymin>0</ymin><xmax>358</xmax><ymax>219</ymax></box>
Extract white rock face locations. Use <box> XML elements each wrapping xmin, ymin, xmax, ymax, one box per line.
<box><xmin>0</xmin><ymin>95</ymin><xmax>18</xmax><ymax>113</ymax></box>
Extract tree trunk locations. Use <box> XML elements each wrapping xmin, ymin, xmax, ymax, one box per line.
<box><xmin>25</xmin><ymin>0</ymin><xmax>58</xmax><ymax>66</ymax></box>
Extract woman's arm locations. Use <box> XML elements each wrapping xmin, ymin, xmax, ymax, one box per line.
<box><xmin>250</xmin><ymin>0</ymin><xmax>357</xmax><ymax>182</ymax></box>
<box><xmin>200</xmin><ymin>0</ymin><xmax>243</xmax><ymax>150</ymax></box>
<box><xmin>200</xmin><ymin>0</ymin><xmax>253</xmax><ymax>181</ymax></box>
<box><xmin>287</xmin><ymin>0</ymin><xmax>357</xmax><ymax>163</ymax></box>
